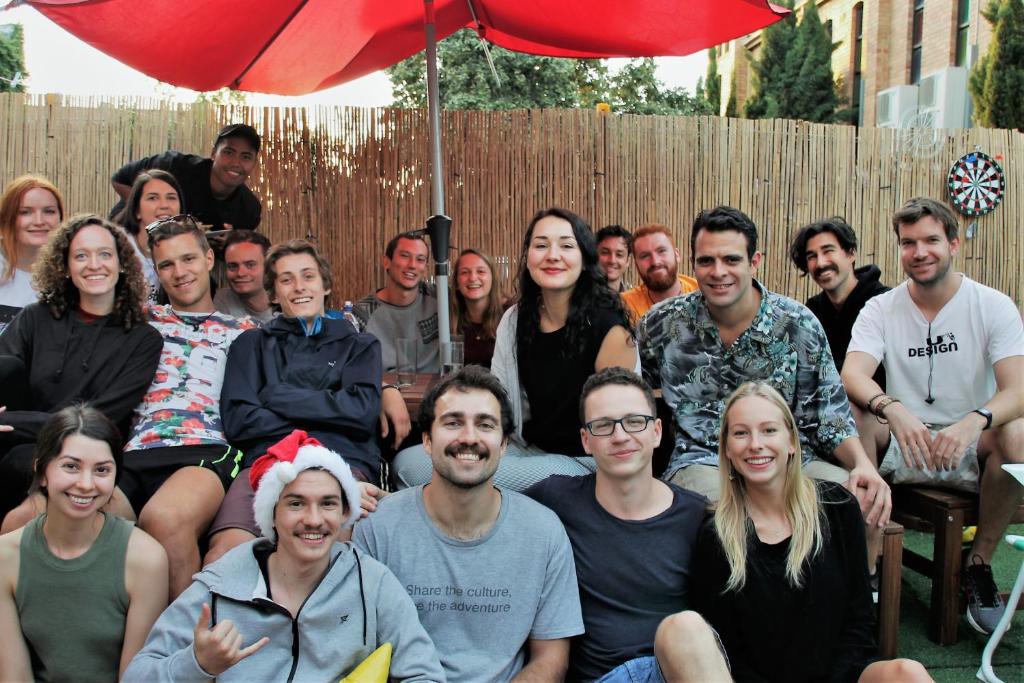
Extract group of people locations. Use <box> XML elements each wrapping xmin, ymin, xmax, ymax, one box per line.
<box><xmin>0</xmin><ymin>122</ymin><xmax>1019</xmax><ymax>682</ymax></box>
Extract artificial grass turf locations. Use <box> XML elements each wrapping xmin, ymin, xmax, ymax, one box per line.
<box><xmin>897</xmin><ymin>525</ymin><xmax>1024</xmax><ymax>681</ymax></box>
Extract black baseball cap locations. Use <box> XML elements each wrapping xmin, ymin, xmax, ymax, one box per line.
<box><xmin>215</xmin><ymin>123</ymin><xmax>261</xmax><ymax>152</ymax></box>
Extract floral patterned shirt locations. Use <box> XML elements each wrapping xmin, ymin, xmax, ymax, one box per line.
<box><xmin>636</xmin><ymin>281</ymin><xmax>856</xmax><ymax>477</ymax></box>
<box><xmin>125</xmin><ymin>306</ymin><xmax>254</xmax><ymax>451</ymax></box>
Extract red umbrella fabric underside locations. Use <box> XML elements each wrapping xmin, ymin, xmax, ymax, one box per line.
<box><xmin>25</xmin><ymin>0</ymin><xmax>788</xmax><ymax>95</ymax></box>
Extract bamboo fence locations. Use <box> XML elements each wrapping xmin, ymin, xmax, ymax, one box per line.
<box><xmin>1</xmin><ymin>94</ymin><xmax>1020</xmax><ymax>307</ymax></box>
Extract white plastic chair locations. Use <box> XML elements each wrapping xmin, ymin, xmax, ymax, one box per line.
<box><xmin>976</xmin><ymin>464</ymin><xmax>1024</xmax><ymax>683</ymax></box>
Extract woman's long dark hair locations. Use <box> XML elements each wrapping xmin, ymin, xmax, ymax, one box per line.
<box><xmin>514</xmin><ymin>207</ymin><xmax>631</xmax><ymax>366</ymax></box>
<box><xmin>114</xmin><ymin>169</ymin><xmax>185</xmax><ymax>240</ymax></box>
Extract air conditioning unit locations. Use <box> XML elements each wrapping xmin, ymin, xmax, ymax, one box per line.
<box><xmin>917</xmin><ymin>66</ymin><xmax>969</xmax><ymax>128</ymax></box>
<box><xmin>876</xmin><ymin>85</ymin><xmax>919</xmax><ymax>127</ymax></box>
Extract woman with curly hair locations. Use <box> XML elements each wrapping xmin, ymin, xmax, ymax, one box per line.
<box><xmin>0</xmin><ymin>175</ymin><xmax>65</xmax><ymax>308</ymax></box>
<box><xmin>0</xmin><ymin>215</ymin><xmax>163</xmax><ymax>526</ymax></box>
<box><xmin>113</xmin><ymin>169</ymin><xmax>184</xmax><ymax>296</ymax></box>
<box><xmin>393</xmin><ymin>207</ymin><xmax>637</xmax><ymax>491</ymax></box>
<box><xmin>691</xmin><ymin>382</ymin><xmax>931</xmax><ymax>683</ymax></box>
<box><xmin>452</xmin><ymin>248</ymin><xmax>505</xmax><ymax>369</ymax></box>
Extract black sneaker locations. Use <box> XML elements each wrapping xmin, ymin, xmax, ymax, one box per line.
<box><xmin>963</xmin><ymin>553</ymin><xmax>1005</xmax><ymax>635</ymax></box>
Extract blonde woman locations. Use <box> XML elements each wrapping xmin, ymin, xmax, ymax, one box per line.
<box><xmin>691</xmin><ymin>382</ymin><xmax>931</xmax><ymax>683</ymax></box>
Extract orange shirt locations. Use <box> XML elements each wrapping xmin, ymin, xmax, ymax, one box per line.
<box><xmin>621</xmin><ymin>274</ymin><xmax>699</xmax><ymax>322</ymax></box>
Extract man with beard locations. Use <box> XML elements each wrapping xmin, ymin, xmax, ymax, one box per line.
<box><xmin>354</xmin><ymin>232</ymin><xmax>439</xmax><ymax>373</ymax></box>
<box><xmin>843</xmin><ymin>197</ymin><xmax>1024</xmax><ymax>635</ymax></box>
<box><xmin>789</xmin><ymin>217</ymin><xmax>889</xmax><ymax>380</ymax></box>
<box><xmin>354</xmin><ymin>366</ymin><xmax>583</xmax><ymax>682</ymax></box>
<box><xmin>621</xmin><ymin>224</ymin><xmax>698</xmax><ymax>322</ymax></box>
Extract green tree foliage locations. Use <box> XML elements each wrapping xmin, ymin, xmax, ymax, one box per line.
<box><xmin>0</xmin><ymin>24</ymin><xmax>28</xmax><ymax>93</ymax></box>
<box><xmin>704</xmin><ymin>48</ymin><xmax>722</xmax><ymax>113</ymax></box>
<box><xmin>744</xmin><ymin>2</ymin><xmax>796</xmax><ymax>118</ymax></box>
<box><xmin>725</xmin><ymin>66</ymin><xmax>739</xmax><ymax>117</ymax></box>
<box><xmin>785</xmin><ymin>1</ymin><xmax>842</xmax><ymax>122</ymax></box>
<box><xmin>969</xmin><ymin>0</ymin><xmax>1024</xmax><ymax>129</ymax></box>
<box><xmin>194</xmin><ymin>87</ymin><xmax>249</xmax><ymax>106</ymax></box>
<box><xmin>387</xmin><ymin>29</ymin><xmax>708</xmax><ymax>115</ymax></box>
<box><xmin>744</xmin><ymin>1</ymin><xmax>843</xmax><ymax>122</ymax></box>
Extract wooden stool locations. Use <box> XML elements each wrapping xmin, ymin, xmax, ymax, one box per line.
<box><xmin>892</xmin><ymin>486</ymin><xmax>1024</xmax><ymax>645</ymax></box>
<box><xmin>878</xmin><ymin>521</ymin><xmax>904</xmax><ymax>659</ymax></box>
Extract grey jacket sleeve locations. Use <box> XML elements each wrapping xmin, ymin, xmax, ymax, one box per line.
<box><xmin>122</xmin><ymin>582</ymin><xmax>215</xmax><ymax>683</ymax></box>
<box><xmin>490</xmin><ymin>305</ymin><xmax>525</xmax><ymax>441</ymax></box>
<box><xmin>372</xmin><ymin>566</ymin><xmax>447</xmax><ymax>682</ymax></box>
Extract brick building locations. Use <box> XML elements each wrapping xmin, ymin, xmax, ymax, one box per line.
<box><xmin>715</xmin><ymin>0</ymin><xmax>993</xmax><ymax>126</ymax></box>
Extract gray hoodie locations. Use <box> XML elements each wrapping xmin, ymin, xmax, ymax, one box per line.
<box><xmin>124</xmin><ymin>539</ymin><xmax>445</xmax><ymax>682</ymax></box>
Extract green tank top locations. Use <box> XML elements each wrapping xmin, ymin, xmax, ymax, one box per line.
<box><xmin>16</xmin><ymin>513</ymin><xmax>133</xmax><ymax>683</ymax></box>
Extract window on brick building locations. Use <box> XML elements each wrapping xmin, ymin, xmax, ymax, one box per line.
<box><xmin>852</xmin><ymin>3</ymin><xmax>864</xmax><ymax>126</ymax></box>
<box><xmin>910</xmin><ymin>0</ymin><xmax>924</xmax><ymax>83</ymax></box>
<box><xmin>956</xmin><ymin>0</ymin><xmax>971</xmax><ymax>66</ymax></box>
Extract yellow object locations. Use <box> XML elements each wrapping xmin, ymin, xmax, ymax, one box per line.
<box><xmin>595</xmin><ymin>102</ymin><xmax>611</xmax><ymax>114</ymax></box>
<box><xmin>339</xmin><ymin>643</ymin><xmax>392</xmax><ymax>683</ymax></box>
<box><xmin>963</xmin><ymin>526</ymin><xmax>977</xmax><ymax>543</ymax></box>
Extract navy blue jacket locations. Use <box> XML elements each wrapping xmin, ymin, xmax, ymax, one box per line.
<box><xmin>220</xmin><ymin>315</ymin><xmax>382</xmax><ymax>477</ymax></box>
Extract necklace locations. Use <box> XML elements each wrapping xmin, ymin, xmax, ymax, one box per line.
<box><xmin>178</xmin><ymin>310</ymin><xmax>217</xmax><ymax>331</ymax></box>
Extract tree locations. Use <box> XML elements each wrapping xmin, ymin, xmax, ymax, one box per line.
<box><xmin>0</xmin><ymin>24</ymin><xmax>28</xmax><ymax>93</ymax></box>
<box><xmin>969</xmin><ymin>0</ymin><xmax>1024</xmax><ymax>129</ymax></box>
<box><xmin>785</xmin><ymin>1</ymin><xmax>842</xmax><ymax>122</ymax></box>
<box><xmin>388</xmin><ymin>29</ymin><xmax>579</xmax><ymax>110</ymax></box>
<box><xmin>704</xmin><ymin>48</ymin><xmax>722</xmax><ymax>113</ymax></box>
<box><xmin>725</xmin><ymin>67</ymin><xmax>739</xmax><ymax>117</ymax></box>
<box><xmin>194</xmin><ymin>87</ymin><xmax>249</xmax><ymax>106</ymax></box>
<box><xmin>387</xmin><ymin>29</ymin><xmax>709</xmax><ymax>115</ymax></box>
<box><xmin>744</xmin><ymin>1</ymin><xmax>842</xmax><ymax>122</ymax></box>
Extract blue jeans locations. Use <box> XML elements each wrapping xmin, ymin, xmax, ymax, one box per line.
<box><xmin>595</xmin><ymin>656</ymin><xmax>665</xmax><ymax>683</ymax></box>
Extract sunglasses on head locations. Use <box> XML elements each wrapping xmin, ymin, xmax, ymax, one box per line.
<box><xmin>145</xmin><ymin>214</ymin><xmax>200</xmax><ymax>236</ymax></box>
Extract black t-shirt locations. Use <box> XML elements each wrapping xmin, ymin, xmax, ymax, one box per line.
<box><xmin>691</xmin><ymin>482</ymin><xmax>878</xmax><ymax>683</ymax></box>
<box><xmin>525</xmin><ymin>474</ymin><xmax>707</xmax><ymax>681</ymax></box>
<box><xmin>521</xmin><ymin>306</ymin><xmax>623</xmax><ymax>456</ymax></box>
<box><xmin>110</xmin><ymin>150</ymin><xmax>261</xmax><ymax>232</ymax></box>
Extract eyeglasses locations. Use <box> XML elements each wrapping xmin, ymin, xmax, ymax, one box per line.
<box><xmin>145</xmin><ymin>213</ymin><xmax>200</xmax><ymax>236</ymax></box>
<box><xmin>584</xmin><ymin>414</ymin><xmax>655</xmax><ymax>436</ymax></box>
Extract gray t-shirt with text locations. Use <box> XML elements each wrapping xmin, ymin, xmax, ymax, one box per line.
<box><xmin>353</xmin><ymin>485</ymin><xmax>583</xmax><ymax>683</ymax></box>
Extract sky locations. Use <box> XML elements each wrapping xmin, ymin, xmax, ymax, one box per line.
<box><xmin>3</xmin><ymin>5</ymin><xmax>708</xmax><ymax>107</ymax></box>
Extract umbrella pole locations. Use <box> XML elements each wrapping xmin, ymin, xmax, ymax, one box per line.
<box><xmin>423</xmin><ymin>0</ymin><xmax>452</xmax><ymax>359</ymax></box>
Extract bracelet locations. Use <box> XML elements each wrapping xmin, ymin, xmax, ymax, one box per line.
<box><xmin>866</xmin><ymin>392</ymin><xmax>887</xmax><ymax>415</ymax></box>
<box><xmin>873</xmin><ymin>397</ymin><xmax>901</xmax><ymax>424</ymax></box>
<box><xmin>382</xmin><ymin>383</ymin><xmax>401</xmax><ymax>392</ymax></box>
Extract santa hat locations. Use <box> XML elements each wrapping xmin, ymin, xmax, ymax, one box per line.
<box><xmin>250</xmin><ymin>430</ymin><xmax>363</xmax><ymax>542</ymax></box>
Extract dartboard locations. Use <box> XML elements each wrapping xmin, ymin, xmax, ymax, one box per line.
<box><xmin>947</xmin><ymin>151</ymin><xmax>1005</xmax><ymax>217</ymax></box>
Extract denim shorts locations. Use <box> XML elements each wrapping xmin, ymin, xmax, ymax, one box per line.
<box><xmin>595</xmin><ymin>657</ymin><xmax>665</xmax><ymax>683</ymax></box>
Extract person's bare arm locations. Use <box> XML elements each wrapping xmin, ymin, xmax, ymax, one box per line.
<box><xmin>119</xmin><ymin>528</ymin><xmax>170</xmax><ymax>677</ymax></box>
<box><xmin>595</xmin><ymin>324</ymin><xmax>638</xmax><ymax>371</ymax></box>
<box><xmin>843</xmin><ymin>351</ymin><xmax>933</xmax><ymax>470</ymax></box>
<box><xmin>510</xmin><ymin>638</ymin><xmax>570</xmax><ymax>682</ymax></box>
<box><xmin>932</xmin><ymin>355</ymin><xmax>1024</xmax><ymax>470</ymax></box>
<box><xmin>832</xmin><ymin>437</ymin><xmax>891</xmax><ymax>528</ymax></box>
<box><xmin>0</xmin><ymin>531</ymin><xmax>33</xmax><ymax>682</ymax></box>
<box><xmin>379</xmin><ymin>385</ymin><xmax>411</xmax><ymax>449</ymax></box>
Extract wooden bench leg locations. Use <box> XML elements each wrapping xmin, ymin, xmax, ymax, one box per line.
<box><xmin>878</xmin><ymin>525</ymin><xmax>903</xmax><ymax>659</ymax></box>
<box><xmin>931</xmin><ymin>507</ymin><xmax>965</xmax><ymax>645</ymax></box>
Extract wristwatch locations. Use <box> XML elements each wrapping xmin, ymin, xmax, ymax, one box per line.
<box><xmin>972</xmin><ymin>408</ymin><xmax>993</xmax><ymax>430</ymax></box>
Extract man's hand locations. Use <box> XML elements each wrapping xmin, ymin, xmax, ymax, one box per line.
<box><xmin>357</xmin><ymin>482</ymin><xmax>387</xmax><ymax>518</ymax></box>
<box><xmin>193</xmin><ymin>603</ymin><xmax>268</xmax><ymax>676</ymax></box>
<box><xmin>0</xmin><ymin>406</ymin><xmax>12</xmax><ymax>432</ymax></box>
<box><xmin>931</xmin><ymin>415</ymin><xmax>984</xmax><ymax>472</ymax></box>
<box><xmin>883</xmin><ymin>403</ymin><xmax>934</xmax><ymax>470</ymax></box>
<box><xmin>379</xmin><ymin>387</ymin><xmax>411</xmax><ymax>450</ymax></box>
<box><xmin>844</xmin><ymin>465</ymin><xmax>892</xmax><ymax>528</ymax></box>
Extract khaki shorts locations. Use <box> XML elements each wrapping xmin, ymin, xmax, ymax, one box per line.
<box><xmin>667</xmin><ymin>459</ymin><xmax>848</xmax><ymax>504</ymax></box>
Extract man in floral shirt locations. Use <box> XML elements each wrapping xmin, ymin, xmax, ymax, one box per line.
<box><xmin>120</xmin><ymin>219</ymin><xmax>253</xmax><ymax>597</ymax></box>
<box><xmin>636</xmin><ymin>206</ymin><xmax>890</xmax><ymax>530</ymax></box>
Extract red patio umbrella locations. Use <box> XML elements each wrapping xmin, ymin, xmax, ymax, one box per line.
<box><xmin>13</xmin><ymin>0</ymin><xmax>788</xmax><ymax>349</ymax></box>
